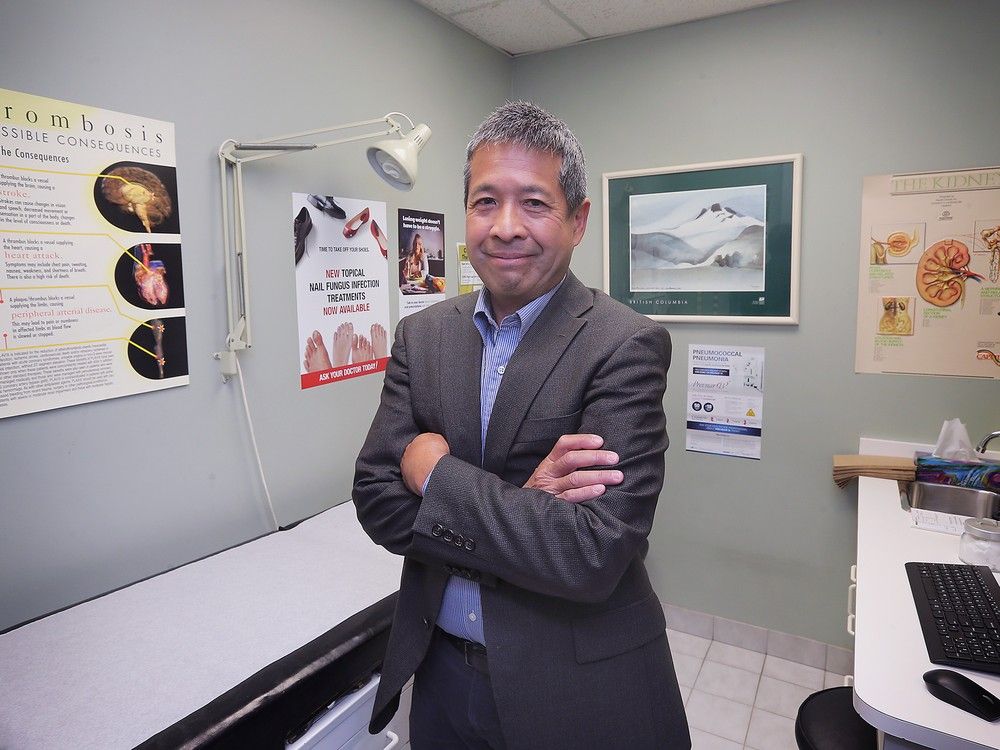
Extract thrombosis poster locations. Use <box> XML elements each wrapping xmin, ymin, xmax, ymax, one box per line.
<box><xmin>295</xmin><ymin>193</ymin><xmax>390</xmax><ymax>389</ymax></box>
<box><xmin>397</xmin><ymin>208</ymin><xmax>445</xmax><ymax>319</ymax></box>
<box><xmin>0</xmin><ymin>88</ymin><xmax>188</xmax><ymax>420</ymax></box>
<box><xmin>856</xmin><ymin>168</ymin><xmax>1000</xmax><ymax>378</ymax></box>
<box><xmin>685</xmin><ymin>344</ymin><xmax>765</xmax><ymax>460</ymax></box>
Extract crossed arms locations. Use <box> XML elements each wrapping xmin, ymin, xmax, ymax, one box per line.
<box><xmin>353</xmin><ymin>316</ymin><xmax>671</xmax><ymax>603</ymax></box>
<box><xmin>401</xmin><ymin>432</ymin><xmax>624</xmax><ymax>503</ymax></box>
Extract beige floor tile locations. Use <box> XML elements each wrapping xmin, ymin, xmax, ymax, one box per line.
<box><xmin>689</xmin><ymin>727</ymin><xmax>744</xmax><ymax>750</ymax></box>
<box><xmin>706</xmin><ymin>639</ymin><xmax>766</xmax><ymax>674</ymax></box>
<box><xmin>694</xmin><ymin>659</ymin><xmax>761</xmax><ymax>705</ymax></box>
<box><xmin>664</xmin><ymin>603</ymin><xmax>715</xmax><ymax>639</ymax></box>
<box><xmin>685</xmin><ymin>689</ymin><xmax>752</xmax><ymax>744</ymax></box>
<box><xmin>673</xmin><ymin>651</ymin><xmax>704</xmax><ymax>688</ymax></box>
<box><xmin>713</xmin><ymin>615</ymin><xmax>768</xmax><ymax>653</ymax></box>
<box><xmin>754</xmin><ymin>675</ymin><xmax>814</xmax><ymax>719</ymax></box>
<box><xmin>763</xmin><ymin>653</ymin><xmax>825</xmax><ymax>690</ymax></box>
<box><xmin>766</xmin><ymin>629</ymin><xmax>827</xmax><ymax>669</ymax></box>
<box><xmin>745</xmin><ymin>707</ymin><xmax>798</xmax><ymax>750</ymax></box>
<box><xmin>668</xmin><ymin>627</ymin><xmax>713</xmax><ymax>659</ymax></box>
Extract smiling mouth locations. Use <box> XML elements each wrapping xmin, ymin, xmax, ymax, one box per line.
<box><xmin>487</xmin><ymin>252</ymin><xmax>533</xmax><ymax>261</ymax></box>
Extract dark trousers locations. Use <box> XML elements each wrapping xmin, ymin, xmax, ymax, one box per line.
<box><xmin>409</xmin><ymin>629</ymin><xmax>507</xmax><ymax>750</ymax></box>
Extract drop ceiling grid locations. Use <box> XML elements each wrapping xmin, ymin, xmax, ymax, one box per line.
<box><xmin>413</xmin><ymin>0</ymin><xmax>793</xmax><ymax>56</ymax></box>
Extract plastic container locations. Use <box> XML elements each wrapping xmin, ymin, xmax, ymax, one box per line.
<box><xmin>959</xmin><ymin>518</ymin><xmax>1000</xmax><ymax>572</ymax></box>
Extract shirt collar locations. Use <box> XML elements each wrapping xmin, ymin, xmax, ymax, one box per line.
<box><xmin>474</xmin><ymin>276</ymin><xmax>566</xmax><ymax>335</ymax></box>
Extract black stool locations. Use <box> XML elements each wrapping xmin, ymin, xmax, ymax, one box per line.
<box><xmin>794</xmin><ymin>686</ymin><xmax>877</xmax><ymax>750</ymax></box>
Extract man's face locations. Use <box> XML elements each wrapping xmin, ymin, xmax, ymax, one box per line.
<box><xmin>465</xmin><ymin>143</ymin><xmax>590</xmax><ymax>320</ymax></box>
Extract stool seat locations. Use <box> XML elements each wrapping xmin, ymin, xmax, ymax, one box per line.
<box><xmin>795</xmin><ymin>686</ymin><xmax>877</xmax><ymax>750</ymax></box>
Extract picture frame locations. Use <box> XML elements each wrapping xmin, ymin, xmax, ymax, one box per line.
<box><xmin>603</xmin><ymin>154</ymin><xmax>802</xmax><ymax>324</ymax></box>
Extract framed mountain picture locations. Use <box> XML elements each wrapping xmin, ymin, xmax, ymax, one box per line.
<box><xmin>602</xmin><ymin>155</ymin><xmax>802</xmax><ymax>324</ymax></box>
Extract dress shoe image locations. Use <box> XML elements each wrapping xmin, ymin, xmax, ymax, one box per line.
<box><xmin>371</xmin><ymin>220</ymin><xmax>389</xmax><ymax>258</ymax></box>
<box><xmin>307</xmin><ymin>194</ymin><xmax>347</xmax><ymax>220</ymax></box>
<box><xmin>343</xmin><ymin>207</ymin><xmax>370</xmax><ymax>239</ymax></box>
<box><xmin>293</xmin><ymin>206</ymin><xmax>313</xmax><ymax>265</ymax></box>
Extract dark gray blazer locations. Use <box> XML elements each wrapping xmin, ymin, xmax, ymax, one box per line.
<box><xmin>353</xmin><ymin>273</ymin><xmax>690</xmax><ymax>749</ymax></box>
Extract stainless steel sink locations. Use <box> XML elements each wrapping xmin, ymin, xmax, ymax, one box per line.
<box><xmin>903</xmin><ymin>481</ymin><xmax>1000</xmax><ymax>519</ymax></box>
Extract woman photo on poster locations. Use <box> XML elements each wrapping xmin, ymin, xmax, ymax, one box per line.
<box><xmin>404</xmin><ymin>233</ymin><xmax>430</xmax><ymax>283</ymax></box>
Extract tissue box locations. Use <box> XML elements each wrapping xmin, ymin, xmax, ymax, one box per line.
<box><xmin>915</xmin><ymin>455</ymin><xmax>1000</xmax><ymax>491</ymax></box>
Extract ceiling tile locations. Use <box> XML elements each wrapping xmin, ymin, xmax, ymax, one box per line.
<box><xmin>412</xmin><ymin>0</ymin><xmax>794</xmax><ymax>57</ymax></box>
<box><xmin>450</xmin><ymin>0</ymin><xmax>586</xmax><ymax>55</ymax></box>
<box><xmin>548</xmin><ymin>0</ymin><xmax>788</xmax><ymax>38</ymax></box>
<box><xmin>415</xmin><ymin>0</ymin><xmax>496</xmax><ymax>16</ymax></box>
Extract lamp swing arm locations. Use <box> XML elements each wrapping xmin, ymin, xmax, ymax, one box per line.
<box><xmin>214</xmin><ymin>112</ymin><xmax>429</xmax><ymax>381</ymax></box>
<box><xmin>218</xmin><ymin>113</ymin><xmax>414</xmax><ymax>163</ymax></box>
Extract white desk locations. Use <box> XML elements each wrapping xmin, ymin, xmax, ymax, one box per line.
<box><xmin>854</xmin><ymin>474</ymin><xmax>1000</xmax><ymax>749</ymax></box>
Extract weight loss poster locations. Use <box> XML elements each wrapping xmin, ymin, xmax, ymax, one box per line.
<box><xmin>0</xmin><ymin>87</ymin><xmax>188</xmax><ymax>419</ymax></box>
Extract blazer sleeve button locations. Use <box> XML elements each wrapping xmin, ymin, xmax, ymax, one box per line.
<box><xmin>464</xmin><ymin>539</ymin><xmax>476</xmax><ymax>551</ymax></box>
<box><xmin>431</xmin><ymin>524</ymin><xmax>444</xmax><ymax>537</ymax></box>
<box><xmin>442</xmin><ymin>529</ymin><xmax>454</xmax><ymax>542</ymax></box>
<box><xmin>454</xmin><ymin>534</ymin><xmax>465</xmax><ymax>547</ymax></box>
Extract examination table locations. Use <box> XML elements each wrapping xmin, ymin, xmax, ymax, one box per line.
<box><xmin>0</xmin><ymin>501</ymin><xmax>404</xmax><ymax>749</ymax></box>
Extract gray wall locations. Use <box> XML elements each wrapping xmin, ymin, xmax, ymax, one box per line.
<box><xmin>3</xmin><ymin>0</ymin><xmax>999</xmax><ymax>649</ymax></box>
<box><xmin>0</xmin><ymin>0</ymin><xmax>509</xmax><ymax>631</ymax></box>
<box><xmin>513</xmin><ymin>0</ymin><xmax>1000</xmax><ymax>646</ymax></box>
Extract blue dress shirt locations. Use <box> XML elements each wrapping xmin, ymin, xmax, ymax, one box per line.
<box><xmin>433</xmin><ymin>279</ymin><xmax>564</xmax><ymax>644</ymax></box>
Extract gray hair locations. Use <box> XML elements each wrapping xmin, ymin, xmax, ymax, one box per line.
<box><xmin>463</xmin><ymin>101</ymin><xmax>587</xmax><ymax>213</ymax></box>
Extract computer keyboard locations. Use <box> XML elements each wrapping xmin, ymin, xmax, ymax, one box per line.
<box><xmin>906</xmin><ymin>562</ymin><xmax>1000</xmax><ymax>676</ymax></box>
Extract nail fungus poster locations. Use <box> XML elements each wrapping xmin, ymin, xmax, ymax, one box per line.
<box><xmin>294</xmin><ymin>192</ymin><xmax>390</xmax><ymax>389</ymax></box>
<box><xmin>0</xmin><ymin>87</ymin><xmax>189</xmax><ymax>420</ymax></box>
<box><xmin>397</xmin><ymin>208</ymin><xmax>445</xmax><ymax>320</ymax></box>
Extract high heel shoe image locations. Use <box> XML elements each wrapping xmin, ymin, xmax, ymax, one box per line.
<box><xmin>294</xmin><ymin>206</ymin><xmax>313</xmax><ymax>265</ymax></box>
<box><xmin>371</xmin><ymin>220</ymin><xmax>389</xmax><ymax>258</ymax></box>
<box><xmin>343</xmin><ymin>207</ymin><xmax>370</xmax><ymax>239</ymax></box>
<box><xmin>307</xmin><ymin>194</ymin><xmax>347</xmax><ymax>220</ymax></box>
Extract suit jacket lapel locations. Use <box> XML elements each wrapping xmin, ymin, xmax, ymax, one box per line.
<box><xmin>440</xmin><ymin>293</ymin><xmax>484</xmax><ymax>466</ymax></box>
<box><xmin>483</xmin><ymin>274</ymin><xmax>593</xmax><ymax>475</ymax></box>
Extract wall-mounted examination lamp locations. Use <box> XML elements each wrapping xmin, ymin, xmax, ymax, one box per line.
<box><xmin>214</xmin><ymin>113</ymin><xmax>431</xmax><ymax>381</ymax></box>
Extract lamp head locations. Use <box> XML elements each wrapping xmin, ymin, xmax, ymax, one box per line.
<box><xmin>367</xmin><ymin>123</ymin><xmax>431</xmax><ymax>191</ymax></box>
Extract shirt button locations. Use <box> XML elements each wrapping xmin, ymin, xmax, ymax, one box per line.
<box><xmin>497</xmin><ymin>365</ymin><xmax>505</xmax><ymax>375</ymax></box>
<box><xmin>468</xmin><ymin>613</ymin><xmax>477</xmax><ymax>622</ymax></box>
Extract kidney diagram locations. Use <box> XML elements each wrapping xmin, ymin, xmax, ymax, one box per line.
<box><xmin>915</xmin><ymin>239</ymin><xmax>984</xmax><ymax>307</ymax></box>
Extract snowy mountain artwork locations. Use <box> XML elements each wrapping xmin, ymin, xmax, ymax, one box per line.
<box><xmin>629</xmin><ymin>185</ymin><xmax>767</xmax><ymax>292</ymax></box>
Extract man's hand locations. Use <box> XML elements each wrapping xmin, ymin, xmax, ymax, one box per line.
<box><xmin>401</xmin><ymin>432</ymin><xmax>450</xmax><ymax>496</ymax></box>
<box><xmin>523</xmin><ymin>434</ymin><xmax>623</xmax><ymax>503</ymax></box>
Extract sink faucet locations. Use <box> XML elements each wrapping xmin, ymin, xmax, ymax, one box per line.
<box><xmin>976</xmin><ymin>431</ymin><xmax>1000</xmax><ymax>454</ymax></box>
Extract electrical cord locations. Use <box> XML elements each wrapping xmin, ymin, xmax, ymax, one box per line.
<box><xmin>235</xmin><ymin>355</ymin><xmax>279</xmax><ymax>531</ymax></box>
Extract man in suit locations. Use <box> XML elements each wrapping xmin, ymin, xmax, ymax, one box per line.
<box><xmin>353</xmin><ymin>101</ymin><xmax>690</xmax><ymax>749</ymax></box>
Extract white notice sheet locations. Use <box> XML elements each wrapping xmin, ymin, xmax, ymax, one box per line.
<box><xmin>686</xmin><ymin>344</ymin><xmax>765</xmax><ymax>459</ymax></box>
